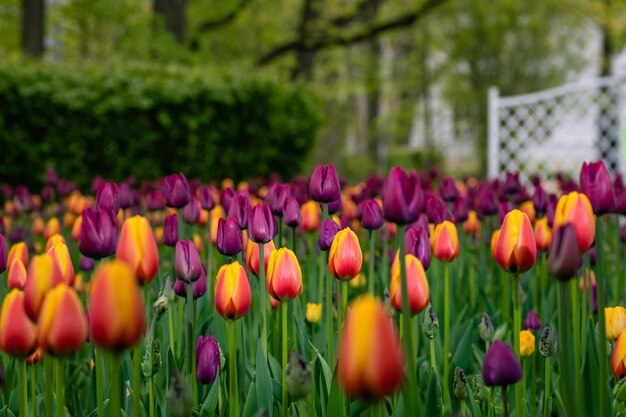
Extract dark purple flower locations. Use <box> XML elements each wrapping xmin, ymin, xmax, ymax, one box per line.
<box><xmin>267</xmin><ymin>183</ymin><xmax>291</xmax><ymax>216</ymax></box>
<box><xmin>196</xmin><ymin>335</ymin><xmax>221</xmax><ymax>385</ymax></box>
<box><xmin>79</xmin><ymin>256</ymin><xmax>94</xmax><ymax>271</ymax></box>
<box><xmin>197</xmin><ymin>186</ymin><xmax>215</xmax><ymax>211</ymax></box>
<box><xmin>119</xmin><ymin>183</ymin><xmax>134</xmax><ymax>209</ymax></box>
<box><xmin>146</xmin><ymin>191</ymin><xmax>165</xmax><ymax>211</ymax></box>
<box><xmin>327</xmin><ymin>197</ymin><xmax>342</xmax><ymax>215</ymax></box>
<box><xmin>503</xmin><ymin>172</ymin><xmax>522</xmax><ymax>196</ymax></box>
<box><xmin>79</xmin><ymin>208</ymin><xmax>118</xmax><ymax>259</ymax></box>
<box><xmin>163</xmin><ymin>173</ymin><xmax>191</xmax><ymax>209</ymax></box>
<box><xmin>546</xmin><ymin>195</ymin><xmax>557</xmax><ymax>228</ymax></box>
<box><xmin>217</xmin><ymin>217</ymin><xmax>243</xmax><ymax>256</ymax></box>
<box><xmin>498</xmin><ymin>201</ymin><xmax>513</xmax><ymax>224</ymax></box>
<box><xmin>45</xmin><ymin>167</ymin><xmax>58</xmax><ymax>186</ymax></box>
<box><xmin>0</xmin><ymin>235</ymin><xmax>6</xmax><ymax>274</ymax></box>
<box><xmin>477</xmin><ymin>187</ymin><xmax>499</xmax><ymax>217</ymax></box>
<box><xmin>164</xmin><ymin>213</ymin><xmax>179</xmax><ymax>247</ymax></box>
<box><xmin>360</xmin><ymin>199</ymin><xmax>383</xmax><ymax>230</ymax></box>
<box><xmin>283</xmin><ymin>197</ymin><xmax>302</xmax><ymax>228</ymax></box>
<box><xmin>14</xmin><ymin>186</ymin><xmax>34</xmax><ymax>213</ymax></box>
<box><xmin>523</xmin><ymin>310</ymin><xmax>542</xmax><ymax>332</ymax></box>
<box><xmin>482</xmin><ymin>340</ymin><xmax>522</xmax><ymax>387</ymax></box>
<box><xmin>249</xmin><ymin>202</ymin><xmax>275</xmax><ymax>244</ymax></box>
<box><xmin>220</xmin><ymin>187</ymin><xmax>236</xmax><ymax>213</ymax></box>
<box><xmin>532</xmin><ymin>185</ymin><xmax>548</xmax><ymax>218</ymax></box>
<box><xmin>318</xmin><ymin>219</ymin><xmax>341</xmax><ymax>251</ymax></box>
<box><xmin>227</xmin><ymin>194</ymin><xmax>251</xmax><ymax>230</ymax></box>
<box><xmin>175</xmin><ymin>240</ymin><xmax>203</xmax><ymax>283</ymax></box>
<box><xmin>615</xmin><ymin>188</ymin><xmax>626</xmax><ymax>216</ymax></box>
<box><xmin>425</xmin><ymin>193</ymin><xmax>452</xmax><ymax>225</ymax></box>
<box><xmin>309</xmin><ymin>164</ymin><xmax>341</xmax><ymax>203</ymax></box>
<box><xmin>173</xmin><ymin>264</ymin><xmax>207</xmax><ymax>299</ymax></box>
<box><xmin>383</xmin><ymin>167</ymin><xmax>423</xmax><ymax>225</ymax></box>
<box><xmin>404</xmin><ymin>225</ymin><xmax>431</xmax><ymax>270</ymax></box>
<box><xmin>589</xmin><ymin>246</ymin><xmax>596</xmax><ymax>266</ymax></box>
<box><xmin>7</xmin><ymin>227</ymin><xmax>23</xmax><ymax>244</ymax></box>
<box><xmin>580</xmin><ymin>160</ymin><xmax>616</xmax><ymax>215</ymax></box>
<box><xmin>547</xmin><ymin>223</ymin><xmax>581</xmax><ymax>281</ymax></box>
<box><xmin>290</xmin><ymin>178</ymin><xmax>310</xmax><ymax>205</ymax></box>
<box><xmin>440</xmin><ymin>177</ymin><xmax>460</xmax><ymax>202</ymax></box>
<box><xmin>452</xmin><ymin>198</ymin><xmax>469</xmax><ymax>223</ymax></box>
<box><xmin>40</xmin><ymin>186</ymin><xmax>53</xmax><ymax>203</ymax></box>
<box><xmin>183</xmin><ymin>198</ymin><xmax>200</xmax><ymax>225</ymax></box>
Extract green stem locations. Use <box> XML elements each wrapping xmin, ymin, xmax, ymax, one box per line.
<box><xmin>292</xmin><ymin>227</ymin><xmax>297</xmax><ymax>255</ymax></box>
<box><xmin>110</xmin><ymin>354</ymin><xmax>121</xmax><ymax>417</ymax></box>
<box><xmin>543</xmin><ymin>357</ymin><xmax>551</xmax><ymax>417</ymax></box>
<box><xmin>133</xmin><ymin>344</ymin><xmax>141</xmax><ymax>417</ymax></box>
<box><xmin>596</xmin><ymin>217</ymin><xmax>609</xmax><ymax>417</ymax></box>
<box><xmin>557</xmin><ymin>281</ymin><xmax>575</xmax><ymax>417</ymax></box>
<box><xmin>228</xmin><ymin>320</ymin><xmax>238</xmax><ymax>417</ymax></box>
<box><xmin>368</xmin><ymin>229</ymin><xmax>375</xmax><ymax>294</ymax></box>
<box><xmin>149</xmin><ymin>375</ymin><xmax>154</xmax><ymax>417</ymax></box>
<box><xmin>443</xmin><ymin>262</ymin><xmax>451</xmax><ymax>412</ymax></box>
<box><xmin>370</xmin><ymin>401</ymin><xmax>383</xmax><ymax>417</ymax></box>
<box><xmin>429</xmin><ymin>338</ymin><xmax>437</xmax><ymax>374</ymax></box>
<box><xmin>502</xmin><ymin>386</ymin><xmax>509</xmax><ymax>417</ymax></box>
<box><xmin>18</xmin><ymin>359</ymin><xmax>27</xmax><ymax>417</ymax></box>
<box><xmin>186</xmin><ymin>283</ymin><xmax>196</xmax><ymax>408</ymax></box>
<box><xmin>396</xmin><ymin>225</ymin><xmax>416</xmax><ymax>415</ymax></box>
<box><xmin>469</xmin><ymin>253</ymin><xmax>476</xmax><ymax>309</ymax></box>
<box><xmin>341</xmin><ymin>282</ymin><xmax>348</xmax><ymax>324</ymax></box>
<box><xmin>281</xmin><ymin>302</ymin><xmax>289</xmax><ymax>417</ymax></box>
<box><xmin>55</xmin><ymin>357</ymin><xmax>64</xmax><ymax>417</ymax></box>
<box><xmin>168</xmin><ymin>302</ymin><xmax>176</xmax><ymax>356</ymax></box>
<box><xmin>571</xmin><ymin>278</ymin><xmax>582</xmax><ymax>413</ymax></box>
<box><xmin>522</xmin><ymin>359</ymin><xmax>527</xmax><ymax>416</ymax></box>
<box><xmin>325</xmin><ymin>254</ymin><xmax>334</xmax><ymax>366</ymax></box>
<box><xmin>31</xmin><ymin>365</ymin><xmax>37</xmax><ymax>417</ymax></box>
<box><xmin>94</xmin><ymin>349</ymin><xmax>104</xmax><ymax>417</ymax></box>
<box><xmin>512</xmin><ymin>274</ymin><xmax>521</xmax><ymax>417</ymax></box>
<box><xmin>259</xmin><ymin>242</ymin><xmax>268</xmax><ymax>358</ymax></box>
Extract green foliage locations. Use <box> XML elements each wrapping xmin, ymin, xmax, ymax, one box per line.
<box><xmin>0</xmin><ymin>62</ymin><xmax>321</xmax><ymax>188</ymax></box>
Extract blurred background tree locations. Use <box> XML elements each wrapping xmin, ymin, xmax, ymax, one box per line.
<box><xmin>1</xmin><ymin>0</ymin><xmax>625</xmax><ymax>182</ymax></box>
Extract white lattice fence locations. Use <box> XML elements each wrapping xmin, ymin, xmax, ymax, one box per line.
<box><xmin>488</xmin><ymin>75</ymin><xmax>626</xmax><ymax>180</ymax></box>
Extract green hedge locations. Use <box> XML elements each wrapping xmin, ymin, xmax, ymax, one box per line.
<box><xmin>0</xmin><ymin>63</ymin><xmax>321</xmax><ymax>189</ymax></box>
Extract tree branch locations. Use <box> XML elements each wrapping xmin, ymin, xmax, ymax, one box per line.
<box><xmin>257</xmin><ymin>0</ymin><xmax>448</xmax><ymax>66</ymax></box>
<box><xmin>196</xmin><ymin>0</ymin><xmax>252</xmax><ymax>32</ymax></box>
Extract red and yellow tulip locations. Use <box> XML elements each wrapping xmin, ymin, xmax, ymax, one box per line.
<box><xmin>494</xmin><ymin>209</ymin><xmax>536</xmax><ymax>274</ymax></box>
<box><xmin>534</xmin><ymin>217</ymin><xmax>551</xmax><ymax>252</ymax></box>
<box><xmin>24</xmin><ymin>254</ymin><xmax>64</xmax><ymax>321</ymax></box>
<box><xmin>390</xmin><ymin>253</ymin><xmax>430</xmax><ymax>315</ymax></box>
<box><xmin>8</xmin><ymin>259</ymin><xmax>27</xmax><ymax>290</ymax></box>
<box><xmin>0</xmin><ymin>289</ymin><xmax>37</xmax><ymax>357</ymax></box>
<box><xmin>301</xmin><ymin>201</ymin><xmax>321</xmax><ymax>233</ymax></box>
<box><xmin>116</xmin><ymin>215</ymin><xmax>159</xmax><ymax>285</ymax></box>
<box><xmin>246</xmin><ymin>240</ymin><xmax>275</xmax><ymax>276</ymax></box>
<box><xmin>8</xmin><ymin>242</ymin><xmax>29</xmax><ymax>272</ymax></box>
<box><xmin>553</xmin><ymin>192</ymin><xmax>595</xmax><ymax>253</ymax></box>
<box><xmin>47</xmin><ymin>241</ymin><xmax>75</xmax><ymax>286</ymax></box>
<box><xmin>37</xmin><ymin>284</ymin><xmax>87</xmax><ymax>355</ymax></box>
<box><xmin>214</xmin><ymin>261</ymin><xmax>252</xmax><ymax>320</ymax></box>
<box><xmin>431</xmin><ymin>220</ymin><xmax>460</xmax><ymax>262</ymax></box>
<box><xmin>328</xmin><ymin>228</ymin><xmax>363</xmax><ymax>280</ymax></box>
<box><xmin>267</xmin><ymin>248</ymin><xmax>303</xmax><ymax>302</ymax></box>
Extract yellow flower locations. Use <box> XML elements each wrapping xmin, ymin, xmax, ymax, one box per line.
<box><xmin>605</xmin><ymin>306</ymin><xmax>626</xmax><ymax>341</ymax></box>
<box><xmin>306</xmin><ymin>303</ymin><xmax>322</xmax><ymax>324</ymax></box>
<box><xmin>349</xmin><ymin>272</ymin><xmax>366</xmax><ymax>288</ymax></box>
<box><xmin>520</xmin><ymin>330</ymin><xmax>535</xmax><ymax>357</ymax></box>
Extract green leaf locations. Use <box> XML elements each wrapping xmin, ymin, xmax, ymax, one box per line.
<box><xmin>423</xmin><ymin>372</ymin><xmax>443</xmax><ymax>417</ymax></box>
<box><xmin>256</xmin><ymin>340</ymin><xmax>273</xmax><ymax>417</ymax></box>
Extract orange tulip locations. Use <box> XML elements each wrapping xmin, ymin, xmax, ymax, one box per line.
<box><xmin>88</xmin><ymin>261</ymin><xmax>145</xmax><ymax>351</ymax></box>
<box><xmin>494</xmin><ymin>209</ymin><xmax>536</xmax><ymax>274</ymax></box>
<box><xmin>24</xmin><ymin>254</ymin><xmax>64</xmax><ymax>320</ymax></box>
<box><xmin>63</xmin><ymin>212</ymin><xmax>75</xmax><ymax>229</ymax></box>
<box><xmin>266</xmin><ymin>248</ymin><xmax>303</xmax><ymax>302</ymax></box>
<box><xmin>45</xmin><ymin>234</ymin><xmax>66</xmax><ymax>252</ymax></box>
<box><xmin>534</xmin><ymin>218</ymin><xmax>551</xmax><ymax>252</ymax></box>
<box><xmin>47</xmin><ymin>241</ymin><xmax>75</xmax><ymax>286</ymax></box>
<box><xmin>338</xmin><ymin>295</ymin><xmax>404</xmax><ymax>398</ymax></box>
<box><xmin>37</xmin><ymin>284</ymin><xmax>87</xmax><ymax>355</ymax></box>
<box><xmin>0</xmin><ymin>289</ymin><xmax>37</xmax><ymax>357</ymax></box>
<box><xmin>32</xmin><ymin>217</ymin><xmax>44</xmax><ymax>235</ymax></box>
<box><xmin>301</xmin><ymin>201</ymin><xmax>321</xmax><ymax>232</ymax></box>
<box><xmin>71</xmin><ymin>215</ymin><xmax>82</xmax><ymax>241</ymax></box>
<box><xmin>43</xmin><ymin>218</ymin><xmax>61</xmax><ymax>241</ymax></box>
<box><xmin>8</xmin><ymin>242</ymin><xmax>29</xmax><ymax>272</ymax></box>
<box><xmin>390</xmin><ymin>253</ymin><xmax>430</xmax><ymax>315</ymax></box>
<box><xmin>606</xmin><ymin>306</ymin><xmax>626</xmax><ymax>341</ymax></box>
<box><xmin>214</xmin><ymin>261</ymin><xmax>251</xmax><ymax>320</ymax></box>
<box><xmin>193</xmin><ymin>233</ymin><xmax>204</xmax><ymax>253</ymax></box>
<box><xmin>491</xmin><ymin>229</ymin><xmax>501</xmax><ymax>259</ymax></box>
<box><xmin>612</xmin><ymin>329</ymin><xmax>626</xmax><ymax>378</ymax></box>
<box><xmin>462</xmin><ymin>210</ymin><xmax>481</xmax><ymax>239</ymax></box>
<box><xmin>519</xmin><ymin>201</ymin><xmax>536</xmax><ymax>223</ymax></box>
<box><xmin>432</xmin><ymin>221</ymin><xmax>460</xmax><ymax>262</ymax></box>
<box><xmin>116</xmin><ymin>215</ymin><xmax>159</xmax><ymax>285</ymax></box>
<box><xmin>553</xmin><ymin>192</ymin><xmax>595</xmax><ymax>252</ymax></box>
<box><xmin>8</xmin><ymin>259</ymin><xmax>27</xmax><ymax>290</ymax></box>
<box><xmin>328</xmin><ymin>228</ymin><xmax>363</xmax><ymax>280</ymax></box>
<box><xmin>246</xmin><ymin>240</ymin><xmax>275</xmax><ymax>276</ymax></box>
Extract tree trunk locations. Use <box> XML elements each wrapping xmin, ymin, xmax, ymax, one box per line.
<box><xmin>363</xmin><ymin>0</ymin><xmax>383</xmax><ymax>170</ymax></box>
<box><xmin>291</xmin><ymin>0</ymin><xmax>322</xmax><ymax>81</ymax></box>
<box><xmin>153</xmin><ymin>0</ymin><xmax>187</xmax><ymax>43</ymax></box>
<box><xmin>22</xmin><ymin>0</ymin><xmax>45</xmax><ymax>58</ymax></box>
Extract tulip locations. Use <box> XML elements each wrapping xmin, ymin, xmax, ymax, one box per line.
<box><xmin>268</xmin><ymin>183</ymin><xmax>291</xmax><ymax>216</ymax></box>
<box><xmin>383</xmin><ymin>167</ymin><xmax>423</xmax><ymax>224</ymax></box>
<box><xmin>116</xmin><ymin>215</ymin><xmax>159</xmax><ymax>284</ymax></box>
<box><xmin>606</xmin><ymin>306</ymin><xmax>626</xmax><ymax>340</ymax></box>
<box><xmin>479</xmin><ymin>313</ymin><xmax>494</xmax><ymax>343</ymax></box>
<box><xmin>197</xmin><ymin>186</ymin><xmax>216</xmax><ymax>211</ymax></box>
<box><xmin>462</xmin><ymin>210</ymin><xmax>480</xmax><ymax>237</ymax></box>
<box><xmin>482</xmin><ymin>340</ymin><xmax>522</xmax><ymax>386</ymax></box>
<box><xmin>32</xmin><ymin>217</ymin><xmax>44</xmax><ymax>236</ymax></box>
<box><xmin>163</xmin><ymin>173</ymin><xmax>191</xmax><ymax>209</ymax></box>
<box><xmin>613</xmin><ymin>330</ymin><xmax>626</xmax><ymax>378</ymax></box>
<box><xmin>267</xmin><ymin>248</ymin><xmax>302</xmax><ymax>302</ymax></box>
<box><xmin>328</xmin><ymin>227</ymin><xmax>362</xmax><ymax>280</ymax></box>
<box><xmin>24</xmin><ymin>254</ymin><xmax>64</xmax><ymax>320</ymax></box>
<box><xmin>43</xmin><ymin>218</ymin><xmax>61</xmax><ymax>241</ymax></box>
<box><xmin>45</xmin><ymin>234</ymin><xmax>66</xmax><ymax>252</ymax></box>
<box><xmin>196</xmin><ymin>335</ymin><xmax>220</xmax><ymax>384</ymax></box>
<box><xmin>425</xmin><ymin>194</ymin><xmax>453</xmax><ymax>225</ymax></box>
<box><xmin>390</xmin><ymin>253</ymin><xmax>430</xmax><ymax>314</ymax></box>
<box><xmin>175</xmin><ymin>240</ymin><xmax>202</xmax><ymax>283</ymax></box>
<box><xmin>95</xmin><ymin>182</ymin><xmax>120</xmax><ymax>214</ymax></box>
<box><xmin>452</xmin><ymin>198</ymin><xmax>469</xmax><ymax>223</ymax></box>
<box><xmin>309</xmin><ymin>164</ymin><xmax>341</xmax><ymax>203</ymax></box>
<box><xmin>37</xmin><ymin>284</ymin><xmax>87</xmax><ymax>355</ymax></box>
<box><xmin>227</xmin><ymin>194</ymin><xmax>250</xmax><ymax>229</ymax></box>
<box><xmin>440</xmin><ymin>176</ymin><xmax>460</xmax><ymax>202</ymax></box>
<box><xmin>580</xmin><ymin>160</ymin><xmax>616</xmax><ymax>214</ymax></box>
<box><xmin>533</xmin><ymin>185</ymin><xmax>548</xmax><ymax>218</ymax></box>
<box><xmin>283</xmin><ymin>197</ymin><xmax>302</xmax><ymax>228</ymax></box>
<box><xmin>216</xmin><ymin>217</ymin><xmax>243</xmax><ymax>256</ymax></box>
<box><xmin>146</xmin><ymin>191</ymin><xmax>165</xmax><ymax>211</ymax></box>
<box><xmin>360</xmin><ymin>199</ymin><xmax>383</xmax><ymax>230</ymax></box>
<box><xmin>553</xmin><ymin>192</ymin><xmax>595</xmax><ymax>252</ymax></box>
<box><xmin>523</xmin><ymin>310</ymin><xmax>542</xmax><ymax>332</ymax></box>
<box><xmin>71</xmin><ymin>215</ymin><xmax>82</xmax><ymax>241</ymax></box>
<box><xmin>534</xmin><ymin>218</ymin><xmax>551</xmax><ymax>252</ymax></box>
<box><xmin>164</xmin><ymin>213</ymin><xmax>179</xmax><ymax>246</ymax></box>
<box><xmin>405</xmin><ymin>225</ymin><xmax>432</xmax><ymax>270</ymax></box>
<box><xmin>547</xmin><ymin>223</ymin><xmax>581</xmax><ymax>281</ymax></box>
<box><xmin>432</xmin><ymin>220</ymin><xmax>460</xmax><ymax>262</ymax></box>
<box><xmin>183</xmin><ymin>198</ymin><xmax>200</xmax><ymax>225</ymax></box>
<box><xmin>79</xmin><ymin>208</ymin><xmax>118</xmax><ymax>259</ymax></box>
<box><xmin>494</xmin><ymin>209</ymin><xmax>536</xmax><ymax>274</ymax></box>
<box><xmin>47</xmin><ymin>241</ymin><xmax>75</xmax><ymax>286</ymax></box>
<box><xmin>0</xmin><ymin>289</ymin><xmax>37</xmax><ymax>357</ymax></box>
<box><xmin>248</xmin><ymin>202</ymin><xmax>275</xmax><ymax>244</ymax></box>
<box><xmin>118</xmin><ymin>182</ymin><xmax>134</xmax><ymax>209</ymax></box>
<box><xmin>301</xmin><ymin>201</ymin><xmax>321</xmax><ymax>232</ymax></box>
<box><xmin>45</xmin><ymin>167</ymin><xmax>58</xmax><ymax>186</ymax></box>
<box><xmin>8</xmin><ymin>242</ymin><xmax>29</xmax><ymax>272</ymax></box>
<box><xmin>0</xmin><ymin>235</ymin><xmax>6</xmax><ymax>273</ymax></box>
<box><xmin>305</xmin><ymin>303</ymin><xmax>322</xmax><ymax>324</ymax></box>
<box><xmin>214</xmin><ymin>261</ymin><xmax>251</xmax><ymax>320</ymax></box>
<box><xmin>327</xmin><ymin>197</ymin><xmax>342</xmax><ymax>215</ymax></box>
<box><xmin>338</xmin><ymin>295</ymin><xmax>404</xmax><ymax>398</ymax></box>
<box><xmin>88</xmin><ymin>260</ymin><xmax>145</xmax><ymax>351</ymax></box>
<box><xmin>220</xmin><ymin>187</ymin><xmax>235</xmax><ymax>213</ymax></box>
<box><xmin>245</xmin><ymin>240</ymin><xmax>275</xmax><ymax>276</ymax></box>
<box><xmin>80</xmin><ymin>256</ymin><xmax>94</xmax><ymax>271</ymax></box>
<box><xmin>520</xmin><ymin>330</ymin><xmax>536</xmax><ymax>357</ymax></box>
<box><xmin>8</xmin><ymin>260</ymin><xmax>27</xmax><ymax>289</ymax></box>
<box><xmin>318</xmin><ymin>218</ymin><xmax>341</xmax><ymax>251</ymax></box>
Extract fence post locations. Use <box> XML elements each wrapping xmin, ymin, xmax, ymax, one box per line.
<box><xmin>487</xmin><ymin>86</ymin><xmax>499</xmax><ymax>178</ymax></box>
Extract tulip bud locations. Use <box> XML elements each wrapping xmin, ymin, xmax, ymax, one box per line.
<box><xmin>494</xmin><ymin>209</ymin><xmax>536</xmax><ymax>274</ymax></box>
<box><xmin>432</xmin><ymin>221</ymin><xmax>460</xmax><ymax>262</ymax></box>
<box><xmin>286</xmin><ymin>350</ymin><xmax>312</xmax><ymax>400</ymax></box>
<box><xmin>453</xmin><ymin>367</ymin><xmax>469</xmax><ymax>401</ymax></box>
<box><xmin>553</xmin><ymin>192</ymin><xmax>595</xmax><ymax>252</ymax></box>
<box><xmin>43</xmin><ymin>218</ymin><xmax>61</xmax><ymax>241</ymax></box>
<box><xmin>328</xmin><ymin>228</ymin><xmax>362</xmax><ymax>280</ymax></box>
<box><xmin>175</xmin><ymin>240</ymin><xmax>202</xmax><ymax>283</ymax></box>
<box><xmin>227</xmin><ymin>194</ymin><xmax>250</xmax><ymax>229</ymax></box>
<box><xmin>472</xmin><ymin>375</ymin><xmax>490</xmax><ymax>404</ymax></box>
<box><xmin>116</xmin><ymin>215</ymin><xmax>160</xmax><ymax>284</ymax></box>
<box><xmin>300</xmin><ymin>201</ymin><xmax>321</xmax><ymax>233</ymax></box>
<box><xmin>482</xmin><ymin>340</ymin><xmax>522</xmax><ymax>387</ymax></box>
<box><xmin>547</xmin><ymin>223</ymin><xmax>582</xmax><ymax>281</ymax></box>
<box><xmin>539</xmin><ymin>323</ymin><xmax>557</xmax><ymax>357</ymax></box>
<box><xmin>164</xmin><ymin>213</ymin><xmax>179</xmax><ymax>247</ymax></box>
<box><xmin>318</xmin><ymin>219</ymin><xmax>341</xmax><ymax>252</ymax></box>
<box><xmin>422</xmin><ymin>304</ymin><xmax>439</xmax><ymax>339</ymax></box>
<box><xmin>71</xmin><ymin>216</ymin><xmax>82</xmax><ymax>241</ymax></box>
<box><xmin>173</xmin><ymin>265</ymin><xmax>207</xmax><ymax>299</ymax></box>
<box><xmin>309</xmin><ymin>164</ymin><xmax>341</xmax><ymax>203</ymax></box>
<box><xmin>95</xmin><ymin>182</ymin><xmax>120</xmax><ymax>215</ymax></box>
<box><xmin>267</xmin><ymin>248</ymin><xmax>302</xmax><ymax>302</ymax></box>
<box><xmin>163</xmin><ymin>173</ymin><xmax>191</xmax><ymax>209</ymax></box>
<box><xmin>520</xmin><ymin>330</ymin><xmax>535</xmax><ymax>357</ymax></box>
<box><xmin>479</xmin><ymin>313</ymin><xmax>494</xmax><ymax>343</ymax></box>
<box><xmin>452</xmin><ymin>198</ymin><xmax>469</xmax><ymax>223</ymax></box>
<box><xmin>441</xmin><ymin>177</ymin><xmax>460</xmax><ymax>202</ymax></box>
<box><xmin>197</xmin><ymin>186</ymin><xmax>215</xmax><ymax>211</ymax></box>
<box><xmin>360</xmin><ymin>199</ymin><xmax>383</xmax><ymax>230</ymax></box>
<box><xmin>167</xmin><ymin>371</ymin><xmax>193</xmax><ymax>417</ymax></box>
<box><xmin>8</xmin><ymin>259</ymin><xmax>27</xmax><ymax>290</ymax></box>
<box><xmin>37</xmin><ymin>284</ymin><xmax>87</xmax><ymax>355</ymax></box>
<box><xmin>217</xmin><ymin>217</ymin><xmax>243</xmax><ymax>256</ymax></box>
<box><xmin>580</xmin><ymin>160</ymin><xmax>616</xmax><ymax>214</ymax></box>
<box><xmin>79</xmin><ymin>208</ymin><xmax>118</xmax><ymax>260</ymax></box>
<box><xmin>405</xmin><ymin>225</ymin><xmax>431</xmax><ymax>270</ymax></box>
<box><xmin>390</xmin><ymin>253</ymin><xmax>430</xmax><ymax>315</ymax></box>
<box><xmin>183</xmin><ymin>197</ymin><xmax>200</xmax><ymax>225</ymax></box>
<box><xmin>248</xmin><ymin>203</ymin><xmax>275</xmax><ymax>244</ymax></box>
<box><xmin>425</xmin><ymin>194</ymin><xmax>453</xmax><ymax>225</ymax></box>
<box><xmin>606</xmin><ymin>306</ymin><xmax>626</xmax><ymax>341</ymax></box>
<box><xmin>142</xmin><ymin>338</ymin><xmax>161</xmax><ymax>377</ymax></box>
<box><xmin>523</xmin><ymin>310</ymin><xmax>542</xmax><ymax>332</ymax></box>
<box><xmin>0</xmin><ymin>289</ymin><xmax>37</xmax><ymax>357</ymax></box>
<box><xmin>214</xmin><ymin>261</ymin><xmax>251</xmax><ymax>320</ymax></box>
<box><xmin>118</xmin><ymin>182</ymin><xmax>134</xmax><ymax>209</ymax></box>
<box><xmin>383</xmin><ymin>167</ymin><xmax>423</xmax><ymax>224</ymax></box>
<box><xmin>305</xmin><ymin>303</ymin><xmax>322</xmax><ymax>324</ymax></box>
<box><xmin>267</xmin><ymin>183</ymin><xmax>291</xmax><ymax>216</ymax></box>
<box><xmin>283</xmin><ymin>197</ymin><xmax>302</xmax><ymax>228</ymax></box>
<box><xmin>196</xmin><ymin>335</ymin><xmax>220</xmax><ymax>385</ymax></box>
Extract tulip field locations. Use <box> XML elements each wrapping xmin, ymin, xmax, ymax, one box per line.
<box><xmin>0</xmin><ymin>161</ymin><xmax>625</xmax><ymax>417</ymax></box>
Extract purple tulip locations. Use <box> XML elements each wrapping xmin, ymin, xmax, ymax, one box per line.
<box><xmin>175</xmin><ymin>240</ymin><xmax>203</xmax><ymax>283</ymax></box>
<box><xmin>79</xmin><ymin>256</ymin><xmax>95</xmax><ymax>272</ymax></box>
<box><xmin>318</xmin><ymin>219</ymin><xmax>341</xmax><ymax>251</ymax></box>
<box><xmin>7</xmin><ymin>227</ymin><xmax>24</xmax><ymax>244</ymax></box>
<box><xmin>196</xmin><ymin>335</ymin><xmax>221</xmax><ymax>385</ymax></box>
<box><xmin>580</xmin><ymin>160</ymin><xmax>616</xmax><ymax>215</ymax></box>
<box><xmin>95</xmin><ymin>182</ymin><xmax>120</xmax><ymax>214</ymax></box>
<box><xmin>477</xmin><ymin>187</ymin><xmax>499</xmax><ymax>217</ymax></box>
<box><xmin>56</xmin><ymin>179</ymin><xmax>77</xmax><ymax>197</ymax></box>
<box><xmin>532</xmin><ymin>185</ymin><xmax>548</xmax><ymax>218</ymax></box>
<box><xmin>40</xmin><ymin>186</ymin><xmax>53</xmax><ymax>203</ymax></box>
<box><xmin>197</xmin><ymin>186</ymin><xmax>215</xmax><ymax>211</ymax></box>
<box><xmin>220</xmin><ymin>188</ymin><xmax>236</xmax><ymax>213</ymax></box>
<box><xmin>163</xmin><ymin>173</ymin><xmax>191</xmax><ymax>209</ymax></box>
<box><xmin>425</xmin><ymin>193</ymin><xmax>452</xmax><ymax>225</ymax></box>
<box><xmin>498</xmin><ymin>201</ymin><xmax>513</xmax><ymax>224</ymax></box>
<box><xmin>360</xmin><ymin>199</ymin><xmax>383</xmax><ymax>230</ymax></box>
<box><xmin>383</xmin><ymin>167</ymin><xmax>423</xmax><ymax>225</ymax></box>
<box><xmin>217</xmin><ymin>217</ymin><xmax>243</xmax><ymax>256</ymax></box>
<box><xmin>404</xmin><ymin>225</ymin><xmax>431</xmax><ymax>270</ymax></box>
<box><xmin>545</xmin><ymin>195</ymin><xmax>557</xmax><ymax>227</ymax></box>
<box><xmin>309</xmin><ymin>164</ymin><xmax>341</xmax><ymax>204</ymax></box>
<box><xmin>440</xmin><ymin>176</ymin><xmax>460</xmax><ymax>202</ymax></box>
<box><xmin>327</xmin><ymin>197</ymin><xmax>342</xmax><ymax>215</ymax></box>
<box><xmin>283</xmin><ymin>197</ymin><xmax>302</xmax><ymax>228</ymax></box>
<box><xmin>0</xmin><ymin>235</ymin><xmax>6</xmax><ymax>274</ymax></box>
<box><xmin>146</xmin><ymin>191</ymin><xmax>165</xmax><ymax>211</ymax></box>
<box><xmin>547</xmin><ymin>223</ymin><xmax>581</xmax><ymax>281</ymax></box>
<box><xmin>164</xmin><ymin>213</ymin><xmax>179</xmax><ymax>247</ymax></box>
<box><xmin>503</xmin><ymin>172</ymin><xmax>522</xmax><ymax>196</ymax></box>
<box><xmin>173</xmin><ymin>264</ymin><xmax>207</xmax><ymax>299</ymax></box>
<box><xmin>183</xmin><ymin>198</ymin><xmax>200</xmax><ymax>225</ymax></box>
<box><xmin>452</xmin><ymin>198</ymin><xmax>469</xmax><ymax>223</ymax></box>
<box><xmin>482</xmin><ymin>340</ymin><xmax>522</xmax><ymax>387</ymax></box>
<box><xmin>119</xmin><ymin>182</ymin><xmax>134</xmax><ymax>209</ymax></box>
<box><xmin>249</xmin><ymin>202</ymin><xmax>275</xmax><ymax>244</ymax></box>
<box><xmin>79</xmin><ymin>208</ymin><xmax>118</xmax><ymax>259</ymax></box>
<box><xmin>227</xmin><ymin>194</ymin><xmax>251</xmax><ymax>229</ymax></box>
<box><xmin>45</xmin><ymin>167</ymin><xmax>58</xmax><ymax>186</ymax></box>
<box><xmin>290</xmin><ymin>178</ymin><xmax>310</xmax><ymax>205</ymax></box>
<box><xmin>267</xmin><ymin>183</ymin><xmax>291</xmax><ymax>216</ymax></box>
<box><xmin>14</xmin><ymin>186</ymin><xmax>34</xmax><ymax>213</ymax></box>
<box><xmin>523</xmin><ymin>310</ymin><xmax>542</xmax><ymax>332</ymax></box>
